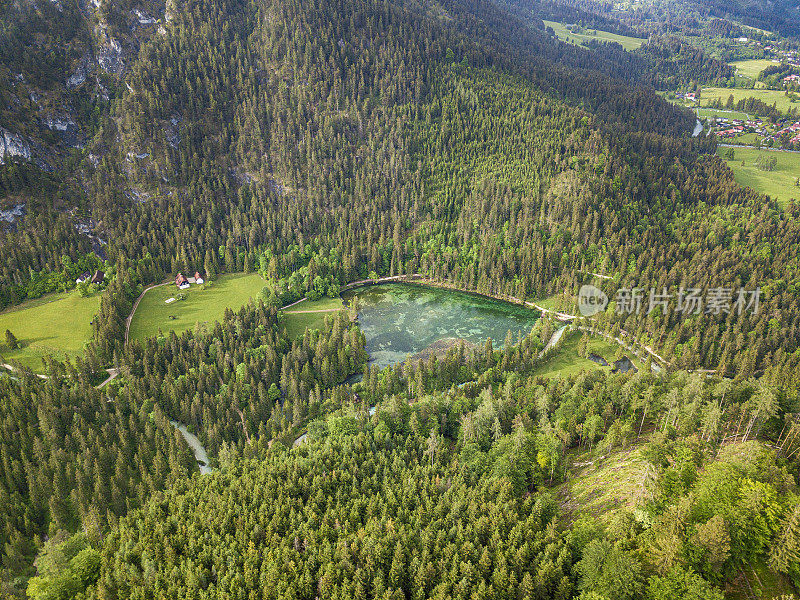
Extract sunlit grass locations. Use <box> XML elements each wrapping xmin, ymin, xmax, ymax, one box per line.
<box><xmin>129</xmin><ymin>273</ymin><xmax>266</xmax><ymax>341</ymax></box>
<box><xmin>0</xmin><ymin>290</ymin><xmax>101</xmax><ymax>371</ymax></box>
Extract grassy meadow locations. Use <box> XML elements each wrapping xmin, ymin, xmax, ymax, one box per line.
<box><xmin>532</xmin><ymin>330</ymin><xmax>643</xmax><ymax>378</ymax></box>
<box><xmin>543</xmin><ymin>20</ymin><xmax>645</xmax><ymax>51</ymax></box>
<box><xmin>718</xmin><ymin>146</ymin><xmax>800</xmax><ymax>207</ymax></box>
<box><xmin>128</xmin><ymin>273</ymin><xmax>265</xmax><ymax>341</ymax></box>
<box><xmin>0</xmin><ymin>291</ymin><xmax>101</xmax><ymax>370</ymax></box>
<box><xmin>695</xmin><ymin>107</ymin><xmax>751</xmax><ymax>121</ymax></box>
<box><xmin>730</xmin><ymin>58</ymin><xmax>778</xmax><ymax>80</ymax></box>
<box><xmin>280</xmin><ymin>297</ymin><xmax>346</xmax><ymax>339</ymax></box>
<box><xmin>699</xmin><ymin>86</ymin><xmax>798</xmax><ymax>114</ymax></box>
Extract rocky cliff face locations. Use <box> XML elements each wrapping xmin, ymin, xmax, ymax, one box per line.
<box><xmin>1</xmin><ymin>0</ymin><xmax>168</xmax><ymax>171</ymax></box>
<box><xmin>0</xmin><ymin>129</ymin><xmax>32</xmax><ymax>165</ymax></box>
<box><xmin>0</xmin><ymin>0</ymin><xmax>169</xmax><ymax>247</ymax></box>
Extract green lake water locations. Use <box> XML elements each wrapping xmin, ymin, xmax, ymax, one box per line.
<box><xmin>342</xmin><ymin>283</ymin><xmax>539</xmax><ymax>368</ymax></box>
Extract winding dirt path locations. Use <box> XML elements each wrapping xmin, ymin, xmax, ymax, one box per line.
<box><xmin>282</xmin><ymin>308</ymin><xmax>343</xmax><ymax>314</ymax></box>
<box><xmin>96</xmin><ymin>368</ymin><xmax>119</xmax><ymax>389</ymax></box>
<box><xmin>125</xmin><ymin>281</ymin><xmax>170</xmax><ymax>345</ymax></box>
<box><xmin>1</xmin><ymin>363</ymin><xmax>48</xmax><ymax>379</ymax></box>
<box><xmin>539</xmin><ymin>325</ymin><xmax>569</xmax><ymax>358</ymax></box>
<box><xmin>280</xmin><ymin>297</ymin><xmax>308</xmax><ymax>310</ymax></box>
<box><xmin>2</xmin><ymin>364</ymin><xmax>122</xmax><ymax>388</ymax></box>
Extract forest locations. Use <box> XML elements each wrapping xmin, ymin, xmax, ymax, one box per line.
<box><xmin>91</xmin><ymin>358</ymin><xmax>800</xmax><ymax>600</ymax></box>
<box><xmin>1</xmin><ymin>0</ymin><xmax>799</xmax><ymax>597</ymax></box>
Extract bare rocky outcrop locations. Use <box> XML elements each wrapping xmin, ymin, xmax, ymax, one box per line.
<box><xmin>97</xmin><ymin>37</ymin><xmax>124</xmax><ymax>73</ymax></box>
<box><xmin>165</xmin><ymin>115</ymin><xmax>181</xmax><ymax>148</ymax></box>
<box><xmin>0</xmin><ymin>129</ymin><xmax>32</xmax><ymax>165</ymax></box>
<box><xmin>164</xmin><ymin>0</ymin><xmax>176</xmax><ymax>23</ymax></box>
<box><xmin>132</xmin><ymin>8</ymin><xmax>157</xmax><ymax>24</ymax></box>
<box><xmin>0</xmin><ymin>205</ymin><xmax>25</xmax><ymax>225</ymax></box>
<box><xmin>41</xmin><ymin>113</ymin><xmax>77</xmax><ymax>133</ymax></box>
<box><xmin>66</xmin><ymin>52</ymin><xmax>93</xmax><ymax>88</ymax></box>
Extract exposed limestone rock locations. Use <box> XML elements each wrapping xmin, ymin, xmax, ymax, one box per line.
<box><xmin>67</xmin><ymin>52</ymin><xmax>93</xmax><ymax>88</ymax></box>
<box><xmin>97</xmin><ymin>35</ymin><xmax>124</xmax><ymax>73</ymax></box>
<box><xmin>133</xmin><ymin>8</ymin><xmax>156</xmax><ymax>24</ymax></box>
<box><xmin>67</xmin><ymin>70</ymin><xmax>87</xmax><ymax>87</ymax></box>
<box><xmin>166</xmin><ymin>115</ymin><xmax>181</xmax><ymax>148</ymax></box>
<box><xmin>41</xmin><ymin>114</ymin><xmax>77</xmax><ymax>132</ymax></box>
<box><xmin>164</xmin><ymin>0</ymin><xmax>176</xmax><ymax>22</ymax></box>
<box><xmin>0</xmin><ymin>129</ymin><xmax>32</xmax><ymax>165</ymax></box>
<box><xmin>0</xmin><ymin>204</ymin><xmax>25</xmax><ymax>225</ymax></box>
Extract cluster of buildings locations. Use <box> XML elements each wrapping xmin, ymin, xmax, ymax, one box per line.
<box><xmin>712</xmin><ymin>116</ymin><xmax>800</xmax><ymax>146</ymax></box>
<box><xmin>175</xmin><ymin>272</ymin><xmax>205</xmax><ymax>289</ymax></box>
<box><xmin>739</xmin><ymin>38</ymin><xmax>799</xmax><ymax>67</ymax></box>
<box><xmin>75</xmin><ymin>270</ymin><xmax>104</xmax><ymax>285</ymax></box>
<box><xmin>717</xmin><ymin>125</ymin><xmax>745</xmax><ymax>138</ymax></box>
<box><xmin>776</xmin><ymin>121</ymin><xmax>800</xmax><ymax>144</ymax></box>
<box><xmin>713</xmin><ymin>117</ymin><xmax>768</xmax><ymax>138</ymax></box>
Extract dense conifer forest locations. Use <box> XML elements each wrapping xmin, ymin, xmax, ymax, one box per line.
<box><xmin>1</xmin><ymin>0</ymin><xmax>799</xmax><ymax>597</ymax></box>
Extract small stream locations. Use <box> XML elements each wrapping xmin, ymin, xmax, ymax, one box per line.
<box><xmin>171</xmin><ymin>420</ymin><xmax>212</xmax><ymax>474</ymax></box>
<box><xmin>692</xmin><ymin>119</ymin><xmax>703</xmax><ymax>137</ymax></box>
<box><xmin>539</xmin><ymin>325</ymin><xmax>568</xmax><ymax>357</ymax></box>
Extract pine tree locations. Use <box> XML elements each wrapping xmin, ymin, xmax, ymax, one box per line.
<box><xmin>769</xmin><ymin>504</ymin><xmax>800</xmax><ymax>576</ymax></box>
<box><xmin>5</xmin><ymin>329</ymin><xmax>19</xmax><ymax>350</ymax></box>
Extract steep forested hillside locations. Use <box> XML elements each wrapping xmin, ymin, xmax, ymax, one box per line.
<box><xmin>90</xmin><ymin>369</ymin><xmax>799</xmax><ymax>600</ymax></box>
<box><xmin>0</xmin><ymin>301</ymin><xmax>367</xmax><ymax>580</ymax></box>
<box><xmin>6</xmin><ymin>0</ymin><xmax>795</xmax><ymax>383</ymax></box>
<box><xmin>534</xmin><ymin>0</ymin><xmax>800</xmax><ymax>39</ymax></box>
<box><xmin>0</xmin><ymin>368</ymin><xmax>199</xmax><ymax>575</ymax></box>
<box><xmin>71</xmin><ymin>0</ymin><xmax>798</xmax><ymax>382</ymax></box>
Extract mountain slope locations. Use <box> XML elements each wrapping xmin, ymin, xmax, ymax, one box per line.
<box><xmin>4</xmin><ymin>0</ymin><xmax>800</xmax><ymax>378</ymax></box>
<box><xmin>2</xmin><ymin>0</ymin><xmax>800</xmax><ymax>595</ymax></box>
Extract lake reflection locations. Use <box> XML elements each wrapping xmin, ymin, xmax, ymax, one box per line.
<box><xmin>342</xmin><ymin>283</ymin><xmax>539</xmax><ymax>369</ymax></box>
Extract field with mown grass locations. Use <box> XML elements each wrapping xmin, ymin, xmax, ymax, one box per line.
<box><xmin>696</xmin><ymin>107</ymin><xmax>751</xmax><ymax>121</ymax></box>
<box><xmin>718</xmin><ymin>146</ymin><xmax>800</xmax><ymax>207</ymax></box>
<box><xmin>128</xmin><ymin>273</ymin><xmax>265</xmax><ymax>342</ymax></box>
<box><xmin>699</xmin><ymin>86</ymin><xmax>799</xmax><ymax>114</ymax></box>
<box><xmin>543</xmin><ymin>20</ymin><xmax>645</xmax><ymax>51</ymax></box>
<box><xmin>279</xmin><ymin>297</ymin><xmax>346</xmax><ymax>339</ymax></box>
<box><xmin>730</xmin><ymin>58</ymin><xmax>778</xmax><ymax>80</ymax></box>
<box><xmin>0</xmin><ymin>290</ymin><xmax>101</xmax><ymax>371</ymax></box>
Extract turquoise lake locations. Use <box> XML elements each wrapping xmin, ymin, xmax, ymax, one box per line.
<box><xmin>342</xmin><ymin>283</ymin><xmax>539</xmax><ymax>368</ymax></box>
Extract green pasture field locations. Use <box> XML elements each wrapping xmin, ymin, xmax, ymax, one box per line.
<box><xmin>718</xmin><ymin>145</ymin><xmax>800</xmax><ymax>207</ymax></box>
<box><xmin>128</xmin><ymin>273</ymin><xmax>266</xmax><ymax>341</ymax></box>
<box><xmin>0</xmin><ymin>291</ymin><xmax>101</xmax><ymax>371</ymax></box>
<box><xmin>280</xmin><ymin>297</ymin><xmax>346</xmax><ymax>339</ymax></box>
<box><xmin>544</xmin><ymin>20</ymin><xmax>645</xmax><ymax>51</ymax></box>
